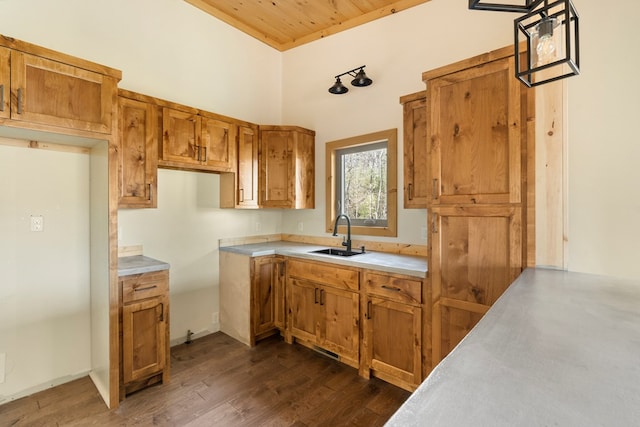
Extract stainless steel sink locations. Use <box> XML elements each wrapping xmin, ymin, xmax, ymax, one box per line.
<box><xmin>310</xmin><ymin>248</ymin><xmax>364</xmax><ymax>257</ymax></box>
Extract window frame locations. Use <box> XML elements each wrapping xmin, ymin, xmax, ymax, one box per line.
<box><xmin>325</xmin><ymin>128</ymin><xmax>397</xmax><ymax>237</ymax></box>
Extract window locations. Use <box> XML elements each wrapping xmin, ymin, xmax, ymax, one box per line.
<box><xmin>326</xmin><ymin>129</ymin><xmax>397</xmax><ymax>237</ymax></box>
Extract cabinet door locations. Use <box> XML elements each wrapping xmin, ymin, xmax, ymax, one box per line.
<box><xmin>287</xmin><ymin>278</ymin><xmax>318</xmax><ymax>344</ymax></box>
<box><xmin>237</xmin><ymin>124</ymin><xmax>259</xmax><ymax>208</ymax></box>
<box><xmin>122</xmin><ymin>297</ymin><xmax>167</xmax><ymax>383</ymax></box>
<box><xmin>427</xmin><ymin>56</ymin><xmax>522</xmax><ymax>205</ymax></box>
<box><xmin>433</xmin><ymin>298</ymin><xmax>487</xmax><ymax>365</ymax></box>
<box><xmin>252</xmin><ymin>256</ymin><xmax>284</xmax><ymax>341</ymax></box>
<box><xmin>273</xmin><ymin>260</ymin><xmax>286</xmax><ymax>331</ymax></box>
<box><xmin>0</xmin><ymin>47</ymin><xmax>9</xmax><ymax>119</ymax></box>
<box><xmin>259</xmin><ymin>129</ymin><xmax>293</xmax><ymax>208</ymax></box>
<box><xmin>403</xmin><ymin>95</ymin><xmax>428</xmax><ymax>208</ymax></box>
<box><xmin>161</xmin><ymin>107</ymin><xmax>201</xmax><ymax>165</ymax></box>
<box><xmin>293</xmin><ymin>130</ymin><xmax>315</xmax><ymax>209</ymax></box>
<box><xmin>317</xmin><ymin>285</ymin><xmax>360</xmax><ymax>365</ymax></box>
<box><xmin>10</xmin><ymin>51</ymin><xmax>116</xmax><ymax>134</ymax></box>
<box><xmin>201</xmin><ymin>116</ymin><xmax>236</xmax><ymax>171</ymax></box>
<box><xmin>364</xmin><ymin>296</ymin><xmax>422</xmax><ymax>390</ymax></box>
<box><xmin>430</xmin><ymin>206</ymin><xmax>522</xmax><ymax>363</ymax></box>
<box><xmin>118</xmin><ymin>97</ymin><xmax>157</xmax><ymax>208</ymax></box>
<box><xmin>431</xmin><ymin>206</ymin><xmax>522</xmax><ymax>306</ymax></box>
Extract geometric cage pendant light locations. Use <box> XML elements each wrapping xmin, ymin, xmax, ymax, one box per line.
<box><xmin>514</xmin><ymin>0</ymin><xmax>580</xmax><ymax>87</ymax></box>
<box><xmin>328</xmin><ymin>65</ymin><xmax>373</xmax><ymax>95</ymax></box>
<box><xmin>469</xmin><ymin>0</ymin><xmax>580</xmax><ymax>87</ymax></box>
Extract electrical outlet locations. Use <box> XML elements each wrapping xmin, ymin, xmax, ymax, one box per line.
<box><xmin>0</xmin><ymin>353</ymin><xmax>5</xmax><ymax>384</ymax></box>
<box><xmin>212</xmin><ymin>312</ymin><xmax>219</xmax><ymax>324</ymax></box>
<box><xmin>297</xmin><ymin>221</ymin><xmax>304</xmax><ymax>232</ymax></box>
<box><xmin>30</xmin><ymin>216</ymin><xmax>44</xmax><ymax>232</ymax></box>
<box><xmin>255</xmin><ymin>222</ymin><xmax>262</xmax><ymax>232</ymax></box>
<box><xmin>421</xmin><ymin>226</ymin><xmax>428</xmax><ymax>239</ymax></box>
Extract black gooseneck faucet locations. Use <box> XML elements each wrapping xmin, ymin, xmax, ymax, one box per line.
<box><xmin>332</xmin><ymin>214</ymin><xmax>352</xmax><ymax>252</ymax></box>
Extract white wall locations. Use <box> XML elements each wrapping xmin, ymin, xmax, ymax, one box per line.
<box><xmin>280</xmin><ymin>0</ymin><xmax>515</xmax><ymax>243</ymax></box>
<box><xmin>566</xmin><ymin>1</ymin><xmax>640</xmax><ymax>279</ymax></box>
<box><xmin>118</xmin><ymin>169</ymin><xmax>283</xmax><ymax>344</ymax></box>
<box><xmin>89</xmin><ymin>142</ymin><xmax>110</xmax><ymax>405</ymax></box>
<box><xmin>0</xmin><ymin>144</ymin><xmax>91</xmax><ymax>403</ymax></box>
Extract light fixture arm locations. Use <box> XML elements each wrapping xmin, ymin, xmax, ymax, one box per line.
<box><xmin>468</xmin><ymin>0</ymin><xmax>545</xmax><ymax>13</ymax></box>
<box><xmin>333</xmin><ymin>65</ymin><xmax>367</xmax><ymax>80</ymax></box>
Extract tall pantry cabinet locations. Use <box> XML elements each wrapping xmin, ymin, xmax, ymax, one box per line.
<box><xmin>423</xmin><ymin>46</ymin><xmax>534</xmax><ymax>365</ymax></box>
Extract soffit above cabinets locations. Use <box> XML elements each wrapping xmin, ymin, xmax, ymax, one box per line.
<box><xmin>184</xmin><ymin>0</ymin><xmax>432</xmax><ymax>51</ymax></box>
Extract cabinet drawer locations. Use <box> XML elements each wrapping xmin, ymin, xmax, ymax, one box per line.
<box><xmin>121</xmin><ymin>270</ymin><xmax>169</xmax><ymax>303</ymax></box>
<box><xmin>364</xmin><ymin>272</ymin><xmax>422</xmax><ymax>305</ymax></box>
<box><xmin>287</xmin><ymin>258</ymin><xmax>359</xmax><ymax>291</ymax></box>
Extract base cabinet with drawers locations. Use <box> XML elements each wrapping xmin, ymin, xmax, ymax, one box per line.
<box><xmin>361</xmin><ymin>271</ymin><xmax>424</xmax><ymax>391</ymax></box>
<box><xmin>286</xmin><ymin>258</ymin><xmax>360</xmax><ymax>368</ymax></box>
<box><xmin>220</xmin><ymin>250</ymin><xmax>430</xmax><ymax>392</ymax></box>
<box><xmin>118</xmin><ymin>269</ymin><xmax>170</xmax><ymax>398</ymax></box>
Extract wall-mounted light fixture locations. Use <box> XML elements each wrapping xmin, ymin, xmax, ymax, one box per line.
<box><xmin>328</xmin><ymin>66</ymin><xmax>373</xmax><ymax>95</ymax></box>
<box><xmin>469</xmin><ymin>0</ymin><xmax>580</xmax><ymax>87</ymax></box>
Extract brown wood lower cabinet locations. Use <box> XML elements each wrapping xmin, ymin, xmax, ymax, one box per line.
<box><xmin>225</xmin><ymin>252</ymin><xmax>430</xmax><ymax>392</ymax></box>
<box><xmin>361</xmin><ymin>271</ymin><xmax>424</xmax><ymax>391</ymax></box>
<box><xmin>251</xmin><ymin>255</ymin><xmax>286</xmax><ymax>343</ymax></box>
<box><xmin>429</xmin><ymin>206</ymin><xmax>523</xmax><ymax>365</ymax></box>
<box><xmin>286</xmin><ymin>258</ymin><xmax>360</xmax><ymax>368</ymax></box>
<box><xmin>433</xmin><ymin>298</ymin><xmax>488</xmax><ymax>362</ymax></box>
<box><xmin>119</xmin><ymin>269</ymin><xmax>170</xmax><ymax>398</ymax></box>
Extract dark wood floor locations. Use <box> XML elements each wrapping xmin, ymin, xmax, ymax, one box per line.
<box><xmin>0</xmin><ymin>332</ymin><xmax>410</xmax><ymax>426</ymax></box>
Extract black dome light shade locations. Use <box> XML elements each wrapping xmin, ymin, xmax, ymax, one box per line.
<box><xmin>351</xmin><ymin>68</ymin><xmax>372</xmax><ymax>87</ymax></box>
<box><xmin>328</xmin><ymin>77</ymin><xmax>349</xmax><ymax>94</ymax></box>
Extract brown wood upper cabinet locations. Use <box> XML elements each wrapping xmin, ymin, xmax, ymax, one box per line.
<box><xmin>220</xmin><ymin>123</ymin><xmax>260</xmax><ymax>209</ymax></box>
<box><xmin>160</xmin><ymin>107</ymin><xmax>236</xmax><ymax>173</ymax></box>
<box><xmin>426</xmin><ymin>56</ymin><xmax>523</xmax><ymax>206</ymax></box>
<box><xmin>259</xmin><ymin>125</ymin><xmax>315</xmax><ymax>209</ymax></box>
<box><xmin>118</xmin><ymin>94</ymin><xmax>158</xmax><ymax>208</ymax></box>
<box><xmin>0</xmin><ymin>47</ymin><xmax>117</xmax><ymax>134</ymax></box>
<box><xmin>400</xmin><ymin>91</ymin><xmax>428</xmax><ymax>209</ymax></box>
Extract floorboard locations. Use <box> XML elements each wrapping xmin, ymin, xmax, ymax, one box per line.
<box><xmin>0</xmin><ymin>332</ymin><xmax>410</xmax><ymax>426</ymax></box>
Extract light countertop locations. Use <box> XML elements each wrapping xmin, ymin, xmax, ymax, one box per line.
<box><xmin>118</xmin><ymin>255</ymin><xmax>170</xmax><ymax>277</ymax></box>
<box><xmin>219</xmin><ymin>241</ymin><xmax>427</xmax><ymax>278</ymax></box>
<box><xmin>385</xmin><ymin>268</ymin><xmax>640</xmax><ymax>426</ymax></box>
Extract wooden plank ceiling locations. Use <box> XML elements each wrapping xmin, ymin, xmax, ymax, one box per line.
<box><xmin>184</xmin><ymin>0</ymin><xmax>432</xmax><ymax>51</ymax></box>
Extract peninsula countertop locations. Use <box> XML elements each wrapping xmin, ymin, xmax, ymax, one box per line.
<box><xmin>117</xmin><ymin>255</ymin><xmax>170</xmax><ymax>277</ymax></box>
<box><xmin>385</xmin><ymin>268</ymin><xmax>640</xmax><ymax>426</ymax></box>
<box><xmin>219</xmin><ymin>241</ymin><xmax>427</xmax><ymax>278</ymax></box>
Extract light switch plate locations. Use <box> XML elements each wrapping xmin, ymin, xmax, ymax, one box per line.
<box><xmin>30</xmin><ymin>216</ymin><xmax>44</xmax><ymax>232</ymax></box>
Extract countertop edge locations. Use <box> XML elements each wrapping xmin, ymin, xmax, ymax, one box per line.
<box><xmin>117</xmin><ymin>255</ymin><xmax>170</xmax><ymax>277</ymax></box>
<box><xmin>220</xmin><ymin>241</ymin><xmax>427</xmax><ymax>278</ymax></box>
